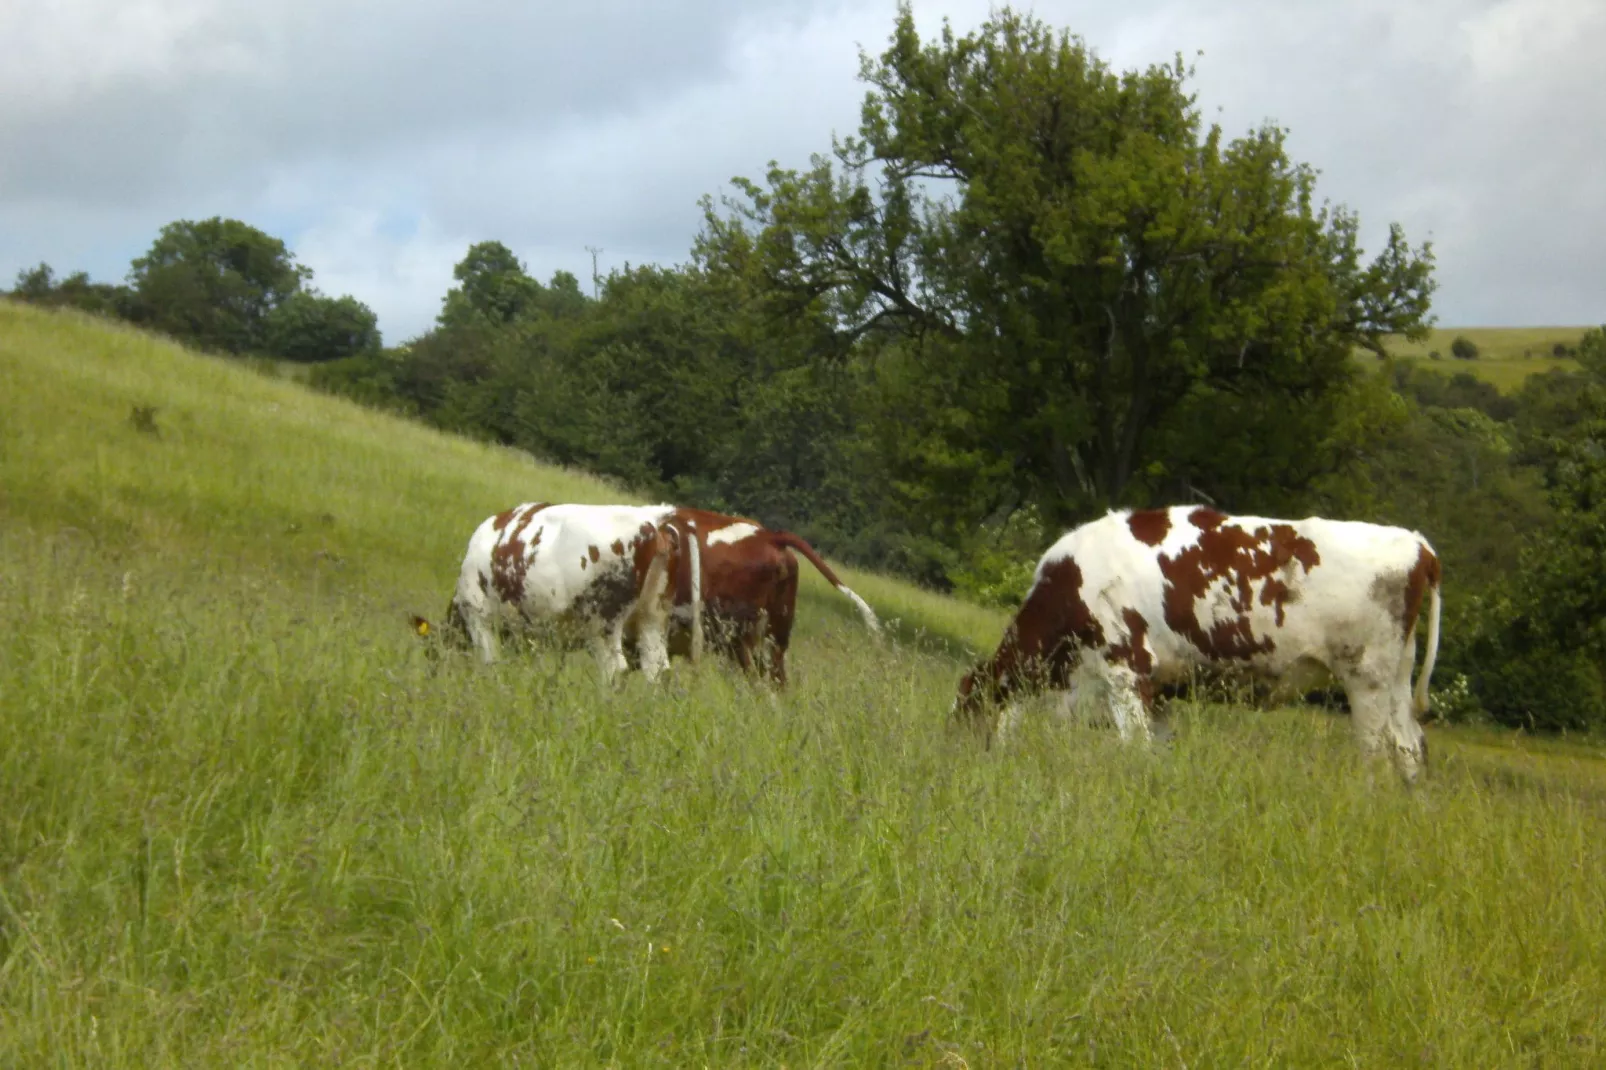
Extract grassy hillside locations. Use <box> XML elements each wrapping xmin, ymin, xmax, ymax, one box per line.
<box><xmin>0</xmin><ymin>301</ymin><xmax>1001</xmax><ymax>660</ymax></box>
<box><xmin>4</xmin><ymin>301</ymin><xmax>1605</xmax><ymax>1065</ymax></box>
<box><xmin>1364</xmin><ymin>325</ymin><xmax>1593</xmax><ymax>392</ymax></box>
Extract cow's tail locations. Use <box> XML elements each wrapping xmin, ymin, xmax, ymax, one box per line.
<box><xmin>768</xmin><ymin>531</ymin><xmax>881</xmax><ymax>636</ymax></box>
<box><xmin>687</xmin><ymin>517</ymin><xmax>700</xmax><ymax>658</ymax></box>
<box><xmin>684</xmin><ymin>518</ymin><xmax>704</xmax><ymax>662</ymax></box>
<box><xmin>657</xmin><ymin>517</ymin><xmax>704</xmax><ymax>662</ymax></box>
<box><xmin>1412</xmin><ymin>566</ymin><xmax>1442</xmax><ymax>721</ymax></box>
<box><xmin>643</xmin><ymin>525</ymin><xmax>678</xmax><ymax>619</ymax></box>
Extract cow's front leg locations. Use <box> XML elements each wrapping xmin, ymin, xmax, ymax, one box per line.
<box><xmin>460</xmin><ymin>605</ymin><xmax>499</xmax><ymax>664</ymax></box>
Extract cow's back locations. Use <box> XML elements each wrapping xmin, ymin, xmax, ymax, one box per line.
<box><xmin>1036</xmin><ymin>506</ymin><xmax>1432</xmax><ymax>681</ymax></box>
<box><xmin>456</xmin><ymin>503</ymin><xmax>672</xmax><ymax>620</ymax></box>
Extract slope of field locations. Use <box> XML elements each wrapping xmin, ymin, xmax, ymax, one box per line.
<box><xmin>0</xmin><ymin>301</ymin><xmax>1001</xmax><ymax>660</ymax></box>
<box><xmin>1365</xmin><ymin>325</ymin><xmax>1592</xmax><ymax>392</ymax></box>
<box><xmin>3</xmin><ymin>301</ymin><xmax>1605</xmax><ymax>1066</ymax></box>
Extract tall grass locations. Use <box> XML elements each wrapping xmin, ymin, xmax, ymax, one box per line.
<box><xmin>4</xmin><ymin>301</ymin><xmax>1605</xmax><ymax>1064</ymax></box>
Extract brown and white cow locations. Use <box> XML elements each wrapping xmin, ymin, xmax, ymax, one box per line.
<box><xmin>412</xmin><ymin>502</ymin><xmax>701</xmax><ymax>683</ymax></box>
<box><xmin>637</xmin><ymin>508</ymin><xmax>881</xmax><ymax>685</ymax></box>
<box><xmin>953</xmin><ymin>506</ymin><xmax>1442</xmax><ymax>780</ymax></box>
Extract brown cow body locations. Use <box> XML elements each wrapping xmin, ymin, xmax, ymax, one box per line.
<box><xmin>635</xmin><ymin>507</ymin><xmax>881</xmax><ymax>684</ymax></box>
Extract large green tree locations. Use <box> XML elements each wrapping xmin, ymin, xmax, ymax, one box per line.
<box><xmin>439</xmin><ymin>241</ymin><xmax>545</xmax><ymax>329</ymax></box>
<box><xmin>127</xmin><ymin>218</ymin><xmax>310</xmax><ymax>354</ymax></box>
<box><xmin>264</xmin><ymin>291</ymin><xmax>382</xmax><ymax>362</ymax></box>
<box><xmin>1437</xmin><ymin>326</ymin><xmax>1606</xmax><ymax>731</ymax></box>
<box><xmin>714</xmin><ymin>4</ymin><xmax>1435</xmax><ymax>527</ymax></box>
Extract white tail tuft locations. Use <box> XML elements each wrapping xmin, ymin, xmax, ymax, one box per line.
<box><xmin>841</xmin><ymin>586</ymin><xmax>881</xmax><ymax>637</ymax></box>
<box><xmin>688</xmin><ymin>519</ymin><xmax>704</xmax><ymax>662</ymax></box>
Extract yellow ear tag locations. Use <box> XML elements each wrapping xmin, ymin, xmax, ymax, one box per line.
<box><xmin>417</xmin><ymin>620</ymin><xmax>430</xmax><ymax>637</ymax></box>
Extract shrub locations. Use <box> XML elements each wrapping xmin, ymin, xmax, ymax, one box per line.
<box><xmin>1428</xmin><ymin>672</ymin><xmax>1485</xmax><ymax>725</ymax></box>
<box><xmin>1466</xmin><ymin>437</ymin><xmax>1606</xmax><ymax>733</ymax></box>
<box><xmin>946</xmin><ymin>505</ymin><xmax>1050</xmax><ymax>608</ymax></box>
<box><xmin>1428</xmin><ymin>349</ymin><xmax>1442</xmax><ymax>360</ymax></box>
<box><xmin>1450</xmin><ymin>336</ymin><xmax>1479</xmax><ymax>360</ymax></box>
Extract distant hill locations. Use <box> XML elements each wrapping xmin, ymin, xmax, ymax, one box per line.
<box><xmin>1362</xmin><ymin>325</ymin><xmax>1593</xmax><ymax>392</ymax></box>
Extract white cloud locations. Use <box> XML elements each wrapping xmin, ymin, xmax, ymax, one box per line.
<box><xmin>2</xmin><ymin>0</ymin><xmax>1602</xmax><ymax>343</ymax></box>
<box><xmin>290</xmin><ymin>208</ymin><xmax>457</xmax><ymax>340</ymax></box>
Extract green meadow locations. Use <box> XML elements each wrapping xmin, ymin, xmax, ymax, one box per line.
<box><xmin>3</xmin><ymin>301</ymin><xmax>1604</xmax><ymax>1066</ymax></box>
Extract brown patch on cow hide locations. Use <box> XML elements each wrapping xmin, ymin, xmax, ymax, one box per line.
<box><xmin>588</xmin><ymin>544</ymin><xmax>601</xmax><ymax>563</ymax></box>
<box><xmin>1158</xmin><ymin>518</ymin><xmax>1321</xmax><ymax>661</ymax></box>
<box><xmin>492</xmin><ymin>502</ymin><xmax>546</xmax><ymax>533</ymax></box>
<box><xmin>977</xmin><ymin>555</ymin><xmax>1106</xmax><ymax>700</ymax></box>
<box><xmin>1368</xmin><ymin>546</ymin><xmax>1440</xmax><ymax>641</ymax></box>
<box><xmin>1105</xmin><ymin>607</ymin><xmax>1154</xmax><ymax>676</ymax></box>
<box><xmin>477</xmin><ymin>572</ymin><xmax>490</xmax><ymax>594</ymax></box>
<box><xmin>629</xmin><ymin>528</ymin><xmax>662</xmax><ymax>589</ymax></box>
<box><xmin>1401</xmin><ymin>544</ymin><xmax>1440</xmax><ymax>638</ymax></box>
<box><xmin>1268</xmin><ymin>524</ymin><xmax>1321</xmax><ymax>572</ymax></box>
<box><xmin>610</xmin><ymin>539</ymin><xmax>626</xmax><ymax>557</ymax></box>
<box><xmin>1126</xmin><ymin>509</ymin><xmax>1172</xmax><ymax>547</ymax></box>
<box><xmin>579</xmin><ymin>555</ymin><xmax>588</xmax><ymax>569</ymax></box>
<box><xmin>1258</xmin><ymin>575</ymin><xmax>1297</xmax><ymax>625</ymax></box>
<box><xmin>489</xmin><ymin>507</ymin><xmax>545</xmax><ymax>605</ymax></box>
<box><xmin>1188</xmin><ymin>507</ymin><xmax>1227</xmax><ymax>531</ymax></box>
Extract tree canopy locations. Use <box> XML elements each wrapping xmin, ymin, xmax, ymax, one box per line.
<box><xmin>265</xmin><ymin>291</ymin><xmax>382</xmax><ymax>363</ymax></box>
<box><xmin>128</xmin><ymin>218</ymin><xmax>313</xmax><ymax>355</ymax></box>
<box><xmin>710</xmin><ymin>3</ymin><xmax>1435</xmax><ymax>526</ymax></box>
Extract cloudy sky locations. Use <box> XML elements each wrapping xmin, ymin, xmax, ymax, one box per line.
<box><xmin>3</xmin><ymin>0</ymin><xmax>1601</xmax><ymax>344</ymax></box>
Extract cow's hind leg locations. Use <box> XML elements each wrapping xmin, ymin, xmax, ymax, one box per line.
<box><xmin>1387</xmin><ymin>634</ymin><xmax>1428</xmax><ymax>781</ymax></box>
<box><xmin>992</xmin><ymin>700</ymin><xmax>1025</xmax><ymax>749</ymax></box>
<box><xmin>1342</xmin><ymin>678</ymin><xmax>1392</xmax><ymax>770</ymax></box>
<box><xmin>764</xmin><ymin>580</ymin><xmax>797</xmax><ymax>687</ymax></box>
<box><xmin>732</xmin><ymin>620</ymin><xmax>762</xmax><ymax>677</ymax></box>
<box><xmin>633</xmin><ymin>608</ymin><xmax>671</xmax><ymax>683</ymax></box>
<box><xmin>1339</xmin><ymin>646</ymin><xmax>1425</xmax><ymax>783</ymax></box>
<box><xmin>635</xmin><ymin>627</ymin><xmax>670</xmax><ymax>681</ymax></box>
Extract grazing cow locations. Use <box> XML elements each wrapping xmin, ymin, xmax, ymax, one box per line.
<box><xmin>953</xmin><ymin>506</ymin><xmax>1442</xmax><ymax>781</ymax></box>
<box><xmin>631</xmin><ymin>508</ymin><xmax>881</xmax><ymax>685</ymax></box>
<box><xmin>412</xmin><ymin>502</ymin><xmax>701</xmax><ymax>683</ymax></box>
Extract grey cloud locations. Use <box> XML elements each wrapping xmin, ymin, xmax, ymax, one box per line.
<box><xmin>0</xmin><ymin>0</ymin><xmax>819</xmax><ymax>208</ymax></box>
<box><xmin>1049</xmin><ymin>0</ymin><xmax>1606</xmax><ymax>325</ymax></box>
<box><xmin>2</xmin><ymin>0</ymin><xmax>1601</xmax><ymax>343</ymax></box>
